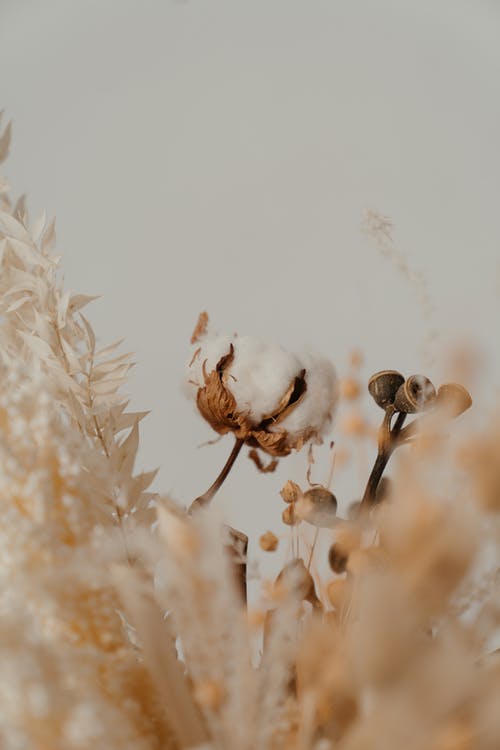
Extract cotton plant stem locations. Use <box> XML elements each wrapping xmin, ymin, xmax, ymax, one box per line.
<box><xmin>189</xmin><ymin>438</ymin><xmax>249</xmax><ymax>604</ymax></box>
<box><xmin>360</xmin><ymin>411</ymin><xmax>407</xmax><ymax>509</ymax></box>
<box><xmin>189</xmin><ymin>436</ymin><xmax>244</xmax><ymax>512</ymax></box>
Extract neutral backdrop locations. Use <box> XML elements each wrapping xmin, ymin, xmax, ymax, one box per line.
<box><xmin>1</xmin><ymin>1</ymin><xmax>499</xmax><ymax>572</ymax></box>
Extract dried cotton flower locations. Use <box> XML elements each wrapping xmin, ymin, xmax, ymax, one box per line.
<box><xmin>188</xmin><ymin>329</ymin><xmax>338</xmax><ymax>458</ymax></box>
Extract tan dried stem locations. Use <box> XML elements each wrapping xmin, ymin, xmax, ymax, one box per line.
<box><xmin>189</xmin><ymin>436</ymin><xmax>245</xmax><ymax>512</ymax></box>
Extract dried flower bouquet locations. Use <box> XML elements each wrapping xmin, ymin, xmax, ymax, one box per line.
<box><xmin>1</xmin><ymin>113</ymin><xmax>499</xmax><ymax>750</ymax></box>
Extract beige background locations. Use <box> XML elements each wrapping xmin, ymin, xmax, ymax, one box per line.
<box><xmin>1</xmin><ymin>1</ymin><xmax>499</xmax><ymax>572</ymax></box>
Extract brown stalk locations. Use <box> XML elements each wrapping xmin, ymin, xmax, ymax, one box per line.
<box><xmin>360</xmin><ymin>410</ymin><xmax>406</xmax><ymax>509</ymax></box>
<box><xmin>189</xmin><ymin>436</ymin><xmax>244</xmax><ymax>512</ymax></box>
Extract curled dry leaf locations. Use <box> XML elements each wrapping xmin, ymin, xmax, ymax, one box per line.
<box><xmin>190</xmin><ymin>310</ymin><xmax>209</xmax><ymax>344</ymax></box>
<box><xmin>248</xmin><ymin>449</ymin><xmax>279</xmax><ymax>473</ymax></box>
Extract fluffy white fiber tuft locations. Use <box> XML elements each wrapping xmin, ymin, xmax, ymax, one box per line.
<box><xmin>274</xmin><ymin>352</ymin><xmax>338</xmax><ymax>440</ymax></box>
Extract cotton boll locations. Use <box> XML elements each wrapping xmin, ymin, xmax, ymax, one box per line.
<box><xmin>228</xmin><ymin>337</ymin><xmax>303</xmax><ymax>423</ymax></box>
<box><xmin>276</xmin><ymin>353</ymin><xmax>338</xmax><ymax>442</ymax></box>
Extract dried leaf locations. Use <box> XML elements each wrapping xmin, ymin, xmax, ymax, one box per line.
<box><xmin>0</xmin><ymin>120</ymin><xmax>11</xmax><ymax>163</ymax></box>
<box><xmin>113</xmin><ymin>566</ymin><xmax>208</xmax><ymax>750</ymax></box>
<box><xmin>80</xmin><ymin>313</ymin><xmax>96</xmax><ymax>354</ymax></box>
<box><xmin>113</xmin><ymin>410</ymin><xmax>150</xmax><ymax>434</ymax></box>
<box><xmin>190</xmin><ymin>310</ymin><xmax>209</xmax><ymax>343</ymax></box>
<box><xmin>0</xmin><ymin>211</ymin><xmax>33</xmax><ymax>244</ymax></box>
<box><xmin>6</xmin><ymin>296</ymin><xmax>30</xmax><ymax>313</ymax></box>
<box><xmin>41</xmin><ymin>217</ymin><xmax>56</xmax><ymax>253</ymax></box>
<box><xmin>19</xmin><ymin>331</ymin><xmax>56</xmax><ymax>362</ymax></box>
<box><xmin>95</xmin><ymin>338</ymin><xmax>125</xmax><ymax>359</ymax></box>
<box><xmin>117</xmin><ymin>420</ymin><xmax>140</xmax><ymax>476</ymax></box>
<box><xmin>31</xmin><ymin>210</ymin><xmax>46</xmax><ymax>243</ymax></box>
<box><xmin>68</xmin><ymin>293</ymin><xmax>101</xmax><ymax>314</ymax></box>
<box><xmin>248</xmin><ymin>449</ymin><xmax>279</xmax><ymax>473</ymax></box>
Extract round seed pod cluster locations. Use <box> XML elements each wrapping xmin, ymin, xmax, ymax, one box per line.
<box><xmin>368</xmin><ymin>370</ymin><xmax>472</xmax><ymax>417</ymax></box>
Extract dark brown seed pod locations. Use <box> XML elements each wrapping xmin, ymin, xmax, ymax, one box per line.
<box><xmin>394</xmin><ymin>375</ymin><xmax>436</xmax><ymax>413</ymax></box>
<box><xmin>296</xmin><ymin>486</ymin><xmax>338</xmax><ymax>528</ymax></box>
<box><xmin>436</xmin><ymin>383</ymin><xmax>472</xmax><ymax>418</ymax></box>
<box><xmin>328</xmin><ymin>543</ymin><xmax>348</xmax><ymax>574</ymax></box>
<box><xmin>368</xmin><ymin>370</ymin><xmax>405</xmax><ymax>409</ymax></box>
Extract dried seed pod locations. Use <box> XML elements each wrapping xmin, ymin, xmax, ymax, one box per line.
<box><xmin>394</xmin><ymin>375</ymin><xmax>436</xmax><ymax>413</ymax></box>
<box><xmin>368</xmin><ymin>370</ymin><xmax>405</xmax><ymax>409</ymax></box>
<box><xmin>328</xmin><ymin>543</ymin><xmax>348</xmax><ymax>574</ymax></box>
<box><xmin>280</xmin><ymin>480</ymin><xmax>301</xmax><ymax>504</ymax></box>
<box><xmin>276</xmin><ymin>559</ymin><xmax>319</xmax><ymax>605</ymax></box>
<box><xmin>282</xmin><ymin>504</ymin><xmax>296</xmax><ymax>526</ymax></box>
<box><xmin>296</xmin><ymin>486</ymin><xmax>338</xmax><ymax>528</ymax></box>
<box><xmin>259</xmin><ymin>530</ymin><xmax>279</xmax><ymax>552</ymax></box>
<box><xmin>436</xmin><ymin>383</ymin><xmax>472</xmax><ymax>417</ymax></box>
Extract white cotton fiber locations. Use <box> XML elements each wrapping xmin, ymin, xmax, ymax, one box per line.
<box><xmin>274</xmin><ymin>352</ymin><xmax>338</xmax><ymax>441</ymax></box>
<box><xmin>228</xmin><ymin>337</ymin><xmax>303</xmax><ymax>423</ymax></box>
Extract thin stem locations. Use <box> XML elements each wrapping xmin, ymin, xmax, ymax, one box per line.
<box><xmin>307</xmin><ymin>528</ymin><xmax>319</xmax><ymax>572</ymax></box>
<box><xmin>360</xmin><ymin>411</ymin><xmax>407</xmax><ymax>509</ymax></box>
<box><xmin>361</xmin><ymin>451</ymin><xmax>391</xmax><ymax>508</ymax></box>
<box><xmin>190</xmin><ymin>437</ymin><xmax>244</xmax><ymax>512</ymax></box>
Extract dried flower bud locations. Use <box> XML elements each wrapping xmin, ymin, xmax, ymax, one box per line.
<box><xmin>368</xmin><ymin>370</ymin><xmax>405</xmax><ymax>409</ymax></box>
<box><xmin>394</xmin><ymin>375</ymin><xmax>436</xmax><ymax>413</ymax></box>
<box><xmin>340</xmin><ymin>377</ymin><xmax>361</xmax><ymax>401</ymax></box>
<box><xmin>436</xmin><ymin>383</ymin><xmax>472</xmax><ymax>418</ymax></box>
<box><xmin>280</xmin><ymin>480</ymin><xmax>301</xmax><ymax>504</ymax></box>
<box><xmin>296</xmin><ymin>486</ymin><xmax>337</xmax><ymax>528</ymax></box>
<box><xmin>328</xmin><ymin>543</ymin><xmax>348</xmax><ymax>574</ymax></box>
<box><xmin>282</xmin><ymin>504</ymin><xmax>296</xmax><ymax>526</ymax></box>
<box><xmin>259</xmin><ymin>531</ymin><xmax>279</xmax><ymax>552</ymax></box>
